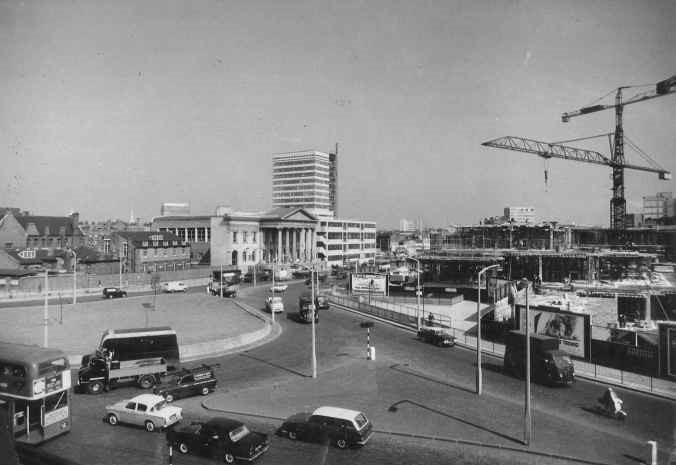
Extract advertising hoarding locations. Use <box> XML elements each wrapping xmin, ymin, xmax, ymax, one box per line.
<box><xmin>351</xmin><ymin>273</ymin><xmax>387</xmax><ymax>295</ymax></box>
<box><xmin>516</xmin><ymin>305</ymin><xmax>591</xmax><ymax>359</ymax></box>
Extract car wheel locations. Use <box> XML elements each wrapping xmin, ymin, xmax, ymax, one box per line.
<box><xmin>165</xmin><ymin>394</ymin><xmax>174</xmax><ymax>402</ymax></box>
<box><xmin>336</xmin><ymin>438</ymin><xmax>348</xmax><ymax>449</ymax></box>
<box><xmin>288</xmin><ymin>430</ymin><xmax>297</xmax><ymax>440</ymax></box>
<box><xmin>88</xmin><ymin>380</ymin><xmax>104</xmax><ymax>395</ymax></box>
<box><xmin>145</xmin><ymin>420</ymin><xmax>156</xmax><ymax>432</ymax></box>
<box><xmin>108</xmin><ymin>295</ymin><xmax>113</xmax><ymax>299</ymax></box>
<box><xmin>200</xmin><ymin>387</ymin><xmax>210</xmax><ymax>396</ymax></box>
<box><xmin>107</xmin><ymin>414</ymin><xmax>118</xmax><ymax>426</ymax></box>
<box><xmin>224</xmin><ymin>452</ymin><xmax>235</xmax><ymax>464</ymax></box>
<box><xmin>178</xmin><ymin>442</ymin><xmax>189</xmax><ymax>454</ymax></box>
<box><xmin>138</xmin><ymin>375</ymin><xmax>156</xmax><ymax>389</ymax></box>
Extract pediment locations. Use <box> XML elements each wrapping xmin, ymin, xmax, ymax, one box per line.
<box><xmin>281</xmin><ymin>209</ymin><xmax>316</xmax><ymax>222</ymax></box>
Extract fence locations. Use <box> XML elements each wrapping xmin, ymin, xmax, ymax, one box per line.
<box><xmin>1</xmin><ymin>266</ymin><xmax>213</xmax><ymax>299</ymax></box>
<box><xmin>329</xmin><ymin>292</ymin><xmax>676</xmax><ymax>399</ymax></box>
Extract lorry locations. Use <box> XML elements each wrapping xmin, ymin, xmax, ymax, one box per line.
<box><xmin>77</xmin><ymin>327</ymin><xmax>180</xmax><ymax>394</ymax></box>
<box><xmin>298</xmin><ymin>292</ymin><xmax>319</xmax><ymax>323</ymax></box>
<box><xmin>503</xmin><ymin>330</ymin><xmax>575</xmax><ymax>386</ymax></box>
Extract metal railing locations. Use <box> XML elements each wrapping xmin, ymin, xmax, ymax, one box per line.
<box><xmin>329</xmin><ymin>292</ymin><xmax>676</xmax><ymax>399</ymax></box>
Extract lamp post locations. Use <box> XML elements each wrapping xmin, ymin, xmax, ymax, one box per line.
<box><xmin>476</xmin><ymin>263</ymin><xmax>501</xmax><ymax>395</ymax></box>
<box><xmin>70</xmin><ymin>248</ymin><xmax>77</xmax><ymax>305</ymax></box>
<box><xmin>406</xmin><ymin>257</ymin><xmax>422</xmax><ymax>330</ymax></box>
<box><xmin>310</xmin><ymin>260</ymin><xmax>317</xmax><ymax>378</ymax></box>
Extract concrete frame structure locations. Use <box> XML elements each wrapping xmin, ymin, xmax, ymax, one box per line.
<box><xmin>272</xmin><ymin>150</ymin><xmax>337</xmax><ymax>217</ymax></box>
<box><xmin>316</xmin><ymin>218</ymin><xmax>377</xmax><ymax>267</ymax></box>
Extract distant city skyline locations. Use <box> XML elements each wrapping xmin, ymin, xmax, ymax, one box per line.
<box><xmin>2</xmin><ymin>1</ymin><xmax>675</xmax><ymax>229</ymax></box>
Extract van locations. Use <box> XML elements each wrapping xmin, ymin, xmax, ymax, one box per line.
<box><xmin>503</xmin><ymin>330</ymin><xmax>574</xmax><ymax>386</ymax></box>
<box><xmin>161</xmin><ymin>281</ymin><xmax>186</xmax><ymax>293</ymax></box>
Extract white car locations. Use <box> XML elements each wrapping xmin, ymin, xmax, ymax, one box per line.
<box><xmin>265</xmin><ymin>296</ymin><xmax>284</xmax><ymax>313</ymax></box>
<box><xmin>270</xmin><ymin>283</ymin><xmax>288</xmax><ymax>293</ymax></box>
<box><xmin>105</xmin><ymin>393</ymin><xmax>182</xmax><ymax>432</ymax></box>
<box><xmin>162</xmin><ymin>281</ymin><xmax>187</xmax><ymax>293</ymax></box>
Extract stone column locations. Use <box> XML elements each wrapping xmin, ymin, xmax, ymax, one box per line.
<box><xmin>205</xmin><ymin>227</ymin><xmax>210</xmax><ymax>243</ymax></box>
<box><xmin>184</xmin><ymin>228</ymin><xmax>188</xmax><ymax>242</ymax></box>
<box><xmin>277</xmin><ymin>229</ymin><xmax>282</xmax><ymax>262</ymax></box>
<box><xmin>305</xmin><ymin>229</ymin><xmax>311</xmax><ymax>261</ymax></box>
<box><xmin>284</xmin><ymin>229</ymin><xmax>290</xmax><ymax>262</ymax></box>
<box><xmin>291</xmin><ymin>228</ymin><xmax>297</xmax><ymax>261</ymax></box>
<box><xmin>300</xmin><ymin>228</ymin><xmax>306</xmax><ymax>262</ymax></box>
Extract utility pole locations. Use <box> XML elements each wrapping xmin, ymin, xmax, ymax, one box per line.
<box><xmin>524</xmin><ymin>283</ymin><xmax>532</xmax><ymax>445</ymax></box>
<box><xmin>43</xmin><ymin>269</ymin><xmax>49</xmax><ymax>347</ymax></box>
<box><xmin>310</xmin><ymin>260</ymin><xmax>317</xmax><ymax>378</ymax></box>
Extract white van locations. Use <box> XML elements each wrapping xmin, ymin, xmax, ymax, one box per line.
<box><xmin>161</xmin><ymin>281</ymin><xmax>186</xmax><ymax>293</ymax></box>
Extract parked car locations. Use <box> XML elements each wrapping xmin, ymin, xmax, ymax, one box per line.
<box><xmin>417</xmin><ymin>327</ymin><xmax>456</xmax><ymax>347</ymax></box>
<box><xmin>161</xmin><ymin>281</ymin><xmax>186</xmax><ymax>293</ymax></box>
<box><xmin>278</xmin><ymin>406</ymin><xmax>373</xmax><ymax>449</ymax></box>
<box><xmin>102</xmin><ymin>287</ymin><xmax>127</xmax><ymax>299</ymax></box>
<box><xmin>270</xmin><ymin>283</ymin><xmax>288</xmax><ymax>293</ymax></box>
<box><xmin>105</xmin><ymin>394</ymin><xmax>182</xmax><ymax>432</ymax></box>
<box><xmin>167</xmin><ymin>417</ymin><xmax>270</xmax><ymax>464</ymax></box>
<box><xmin>265</xmin><ymin>296</ymin><xmax>284</xmax><ymax>313</ymax></box>
<box><xmin>153</xmin><ymin>365</ymin><xmax>217</xmax><ymax>402</ymax></box>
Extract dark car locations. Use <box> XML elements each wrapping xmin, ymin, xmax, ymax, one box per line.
<box><xmin>315</xmin><ymin>294</ymin><xmax>330</xmax><ymax>310</ymax></box>
<box><xmin>167</xmin><ymin>417</ymin><xmax>269</xmax><ymax>464</ymax></box>
<box><xmin>417</xmin><ymin>327</ymin><xmax>456</xmax><ymax>347</ymax></box>
<box><xmin>278</xmin><ymin>406</ymin><xmax>373</xmax><ymax>449</ymax></box>
<box><xmin>102</xmin><ymin>287</ymin><xmax>127</xmax><ymax>299</ymax></box>
<box><xmin>153</xmin><ymin>365</ymin><xmax>217</xmax><ymax>402</ymax></box>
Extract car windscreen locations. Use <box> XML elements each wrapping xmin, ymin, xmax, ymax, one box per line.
<box><xmin>228</xmin><ymin>424</ymin><xmax>250</xmax><ymax>442</ymax></box>
<box><xmin>354</xmin><ymin>413</ymin><xmax>368</xmax><ymax>430</ymax></box>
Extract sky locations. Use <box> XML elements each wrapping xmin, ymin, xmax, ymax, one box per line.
<box><xmin>1</xmin><ymin>0</ymin><xmax>675</xmax><ymax>229</ymax></box>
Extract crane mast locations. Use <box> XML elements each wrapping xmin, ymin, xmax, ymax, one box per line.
<box><xmin>561</xmin><ymin>74</ymin><xmax>675</xmax><ymax>229</ymax></box>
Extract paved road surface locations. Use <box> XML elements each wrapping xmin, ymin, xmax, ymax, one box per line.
<box><xmin>28</xmin><ymin>282</ymin><xmax>675</xmax><ymax>465</ymax></box>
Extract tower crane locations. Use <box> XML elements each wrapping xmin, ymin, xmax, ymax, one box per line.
<box><xmin>482</xmin><ymin>74</ymin><xmax>675</xmax><ymax>229</ymax></box>
<box><xmin>561</xmin><ymin>74</ymin><xmax>676</xmax><ymax>229</ymax></box>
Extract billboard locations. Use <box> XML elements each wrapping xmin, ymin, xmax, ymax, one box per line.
<box><xmin>516</xmin><ymin>305</ymin><xmax>591</xmax><ymax>359</ymax></box>
<box><xmin>351</xmin><ymin>273</ymin><xmax>387</xmax><ymax>295</ymax></box>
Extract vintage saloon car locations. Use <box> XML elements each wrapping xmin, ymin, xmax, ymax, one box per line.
<box><xmin>417</xmin><ymin>327</ymin><xmax>456</xmax><ymax>347</ymax></box>
<box><xmin>153</xmin><ymin>365</ymin><xmax>217</xmax><ymax>402</ymax></box>
<box><xmin>102</xmin><ymin>287</ymin><xmax>127</xmax><ymax>299</ymax></box>
<box><xmin>167</xmin><ymin>417</ymin><xmax>270</xmax><ymax>464</ymax></box>
<box><xmin>105</xmin><ymin>393</ymin><xmax>182</xmax><ymax>432</ymax></box>
<box><xmin>265</xmin><ymin>296</ymin><xmax>284</xmax><ymax>313</ymax></box>
<box><xmin>278</xmin><ymin>406</ymin><xmax>373</xmax><ymax>449</ymax></box>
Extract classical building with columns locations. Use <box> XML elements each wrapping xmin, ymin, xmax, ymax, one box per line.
<box><xmin>152</xmin><ymin>215</ymin><xmax>211</xmax><ymax>264</ymax></box>
<box><xmin>210</xmin><ymin>207</ymin><xmax>318</xmax><ymax>270</ymax></box>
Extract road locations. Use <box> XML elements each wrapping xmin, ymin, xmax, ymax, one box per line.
<box><xmin>29</xmin><ymin>282</ymin><xmax>675</xmax><ymax>465</ymax></box>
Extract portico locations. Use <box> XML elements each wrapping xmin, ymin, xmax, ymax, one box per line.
<box><xmin>260</xmin><ymin>208</ymin><xmax>317</xmax><ymax>264</ymax></box>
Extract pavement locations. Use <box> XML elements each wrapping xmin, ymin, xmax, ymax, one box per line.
<box><xmin>0</xmin><ymin>284</ymin><xmax>276</xmax><ymax>367</ymax></box>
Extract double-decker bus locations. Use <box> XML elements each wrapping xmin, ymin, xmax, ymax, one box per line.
<box><xmin>0</xmin><ymin>342</ymin><xmax>71</xmax><ymax>444</ymax></box>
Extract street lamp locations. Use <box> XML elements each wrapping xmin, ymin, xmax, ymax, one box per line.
<box><xmin>69</xmin><ymin>248</ymin><xmax>78</xmax><ymax>305</ymax></box>
<box><xmin>476</xmin><ymin>263</ymin><xmax>501</xmax><ymax>395</ymax></box>
<box><xmin>406</xmin><ymin>257</ymin><xmax>422</xmax><ymax>330</ymax></box>
<box><xmin>310</xmin><ymin>260</ymin><xmax>317</xmax><ymax>378</ymax></box>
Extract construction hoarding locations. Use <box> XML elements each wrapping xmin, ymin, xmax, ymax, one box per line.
<box><xmin>351</xmin><ymin>273</ymin><xmax>387</xmax><ymax>295</ymax></box>
<box><xmin>516</xmin><ymin>304</ymin><xmax>591</xmax><ymax>359</ymax></box>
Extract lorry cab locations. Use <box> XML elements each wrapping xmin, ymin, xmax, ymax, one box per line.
<box><xmin>503</xmin><ymin>330</ymin><xmax>574</xmax><ymax>386</ymax></box>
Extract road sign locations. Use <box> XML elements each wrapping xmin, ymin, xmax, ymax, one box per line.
<box><xmin>360</xmin><ymin>322</ymin><xmax>374</xmax><ymax>328</ymax></box>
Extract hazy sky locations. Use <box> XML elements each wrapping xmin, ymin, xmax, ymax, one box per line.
<box><xmin>2</xmin><ymin>1</ymin><xmax>675</xmax><ymax>228</ymax></box>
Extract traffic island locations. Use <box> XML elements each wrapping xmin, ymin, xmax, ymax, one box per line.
<box><xmin>0</xmin><ymin>293</ymin><xmax>275</xmax><ymax>366</ymax></box>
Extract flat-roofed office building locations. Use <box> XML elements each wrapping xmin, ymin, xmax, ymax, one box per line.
<box><xmin>272</xmin><ymin>150</ymin><xmax>337</xmax><ymax>217</ymax></box>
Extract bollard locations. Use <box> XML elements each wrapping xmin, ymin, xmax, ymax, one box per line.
<box><xmin>368</xmin><ymin>346</ymin><xmax>376</xmax><ymax>361</ymax></box>
<box><xmin>646</xmin><ymin>441</ymin><xmax>657</xmax><ymax>465</ymax></box>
